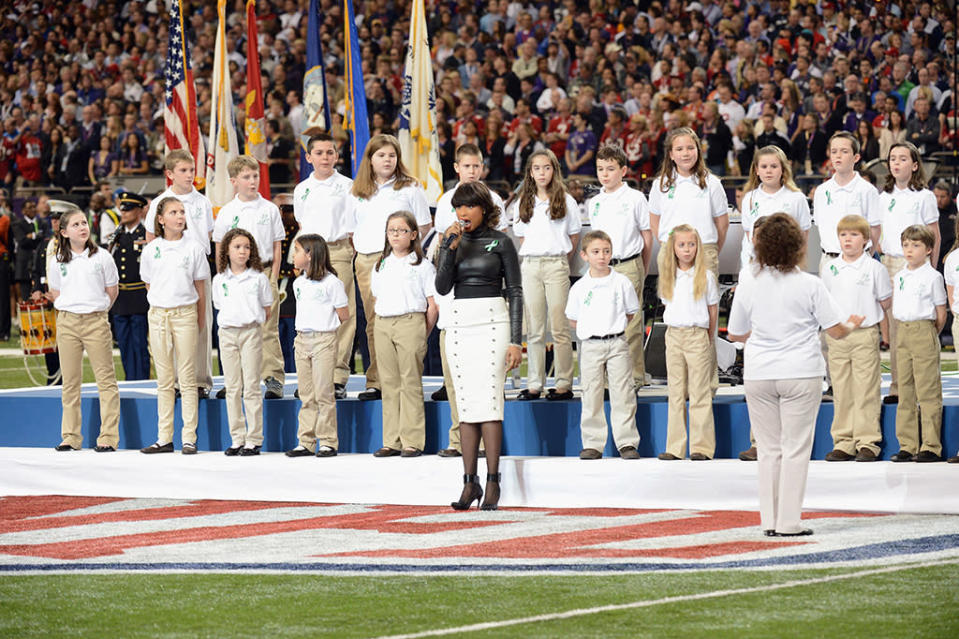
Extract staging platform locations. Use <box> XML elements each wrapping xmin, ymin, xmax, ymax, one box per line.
<box><xmin>0</xmin><ymin>374</ymin><xmax>958</xmax><ymax>461</ymax></box>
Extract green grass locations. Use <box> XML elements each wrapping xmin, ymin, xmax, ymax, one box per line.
<box><xmin>0</xmin><ymin>565</ymin><xmax>957</xmax><ymax>638</ymax></box>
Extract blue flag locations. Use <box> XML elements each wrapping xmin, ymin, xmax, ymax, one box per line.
<box><xmin>343</xmin><ymin>0</ymin><xmax>369</xmax><ymax>177</ymax></box>
<box><xmin>300</xmin><ymin>0</ymin><xmax>332</xmax><ymax>179</ymax></box>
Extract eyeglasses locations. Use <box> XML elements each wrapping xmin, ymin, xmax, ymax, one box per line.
<box><xmin>387</xmin><ymin>228</ymin><xmax>411</xmax><ymax>236</ymax></box>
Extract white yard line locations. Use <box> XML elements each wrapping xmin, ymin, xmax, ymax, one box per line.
<box><xmin>372</xmin><ymin>558</ymin><xmax>959</xmax><ymax>639</ymax></box>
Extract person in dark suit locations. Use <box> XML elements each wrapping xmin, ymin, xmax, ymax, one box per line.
<box><xmin>109</xmin><ymin>193</ymin><xmax>150</xmax><ymax>380</ymax></box>
<box><xmin>28</xmin><ymin>206</ymin><xmax>60</xmax><ymax>385</ymax></box>
<box><xmin>791</xmin><ymin>113</ymin><xmax>828</xmax><ymax>176</ymax></box>
<box><xmin>12</xmin><ymin>199</ymin><xmax>44</xmax><ymax>300</ymax></box>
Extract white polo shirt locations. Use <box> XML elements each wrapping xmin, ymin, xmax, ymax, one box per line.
<box><xmin>740</xmin><ymin>186</ymin><xmax>811</xmax><ymax>263</ymax></box>
<box><xmin>821</xmin><ymin>253</ymin><xmax>892</xmax><ymax>327</ymax></box>
<box><xmin>370</xmin><ymin>252</ymin><xmax>437</xmax><ymax>317</ymax></box>
<box><xmin>585</xmin><ymin>183</ymin><xmax>650</xmax><ymax>259</ymax></box>
<box><xmin>141</xmin><ymin>236</ymin><xmax>211</xmax><ymax>308</ymax></box>
<box><xmin>212</xmin><ymin>195</ymin><xmax>284</xmax><ymax>263</ymax></box>
<box><xmin>292</xmin><ymin>171</ymin><xmax>354</xmax><ymax>242</ymax></box>
<box><xmin>878</xmin><ymin>187</ymin><xmax>939</xmax><ymax>257</ymax></box>
<box><xmin>435</xmin><ymin>182</ymin><xmax>509</xmax><ymax>232</ymax></box>
<box><xmin>565</xmin><ymin>269</ymin><xmax>639</xmax><ymax>341</ymax></box>
<box><xmin>728</xmin><ymin>267</ymin><xmax>842</xmax><ymax>380</ymax></box>
<box><xmin>293</xmin><ymin>272</ymin><xmax>348</xmax><ymax>332</ymax></box>
<box><xmin>348</xmin><ymin>179</ymin><xmax>431</xmax><ymax>254</ymax></box>
<box><xmin>661</xmin><ymin>268</ymin><xmax>720</xmax><ymax>329</ymax></box>
<box><xmin>891</xmin><ymin>262</ymin><xmax>946</xmax><ymax>322</ymax></box>
<box><xmin>211</xmin><ymin>267</ymin><xmax>272</xmax><ymax>327</ymax></box>
<box><xmin>145</xmin><ymin>187</ymin><xmax>215</xmax><ymax>254</ymax></box>
<box><xmin>943</xmin><ymin>249</ymin><xmax>959</xmax><ymax>313</ymax></box>
<box><xmin>47</xmin><ymin>248</ymin><xmax>119</xmax><ymax>314</ymax></box>
<box><xmin>511</xmin><ymin>193</ymin><xmax>582</xmax><ymax>256</ymax></box>
<box><xmin>648</xmin><ymin>172</ymin><xmax>728</xmax><ymax>244</ymax></box>
<box><xmin>812</xmin><ymin>173</ymin><xmax>880</xmax><ymax>254</ymax></box>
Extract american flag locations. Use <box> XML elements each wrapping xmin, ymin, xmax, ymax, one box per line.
<box><xmin>164</xmin><ymin>0</ymin><xmax>205</xmax><ymax>189</ymax></box>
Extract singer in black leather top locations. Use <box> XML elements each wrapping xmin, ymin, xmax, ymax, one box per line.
<box><xmin>434</xmin><ymin>182</ymin><xmax>522</xmax><ymax>511</ymax></box>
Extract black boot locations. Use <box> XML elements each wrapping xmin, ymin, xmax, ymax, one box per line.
<box><xmin>451</xmin><ymin>474</ymin><xmax>482</xmax><ymax>510</ymax></box>
<box><xmin>481</xmin><ymin>473</ymin><xmax>501</xmax><ymax>511</ymax></box>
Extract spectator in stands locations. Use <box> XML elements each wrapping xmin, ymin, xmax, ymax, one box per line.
<box><xmin>483</xmin><ymin>114</ymin><xmax>508</xmax><ymax>183</ymax></box>
<box><xmin>756</xmin><ymin>113</ymin><xmax>790</xmax><ymax>155</ymax></box>
<box><xmin>504</xmin><ymin>122</ymin><xmax>543</xmax><ymax>184</ymax></box>
<box><xmin>566</xmin><ymin>112</ymin><xmax>597</xmax><ymax>178</ymax></box>
<box><xmin>700</xmin><ymin>101</ymin><xmax>733</xmax><ymax>176</ymax></box>
<box><xmin>792</xmin><ymin>112</ymin><xmax>828</xmax><ymax>177</ymax></box>
<box><xmin>855</xmin><ymin>119</ymin><xmax>881</xmax><ymax>164</ymax></box>
<box><xmin>266</xmin><ymin>119</ymin><xmax>295</xmax><ymax>186</ymax></box>
<box><xmin>117</xmin><ymin>132</ymin><xmax>149</xmax><ymax>176</ymax></box>
<box><xmin>907</xmin><ymin>96</ymin><xmax>941</xmax><ymax>154</ymax></box>
<box><xmin>934</xmin><ymin>181</ymin><xmax>957</xmax><ymax>273</ymax></box>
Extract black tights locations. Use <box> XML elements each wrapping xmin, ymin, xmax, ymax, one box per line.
<box><xmin>460</xmin><ymin>421</ymin><xmax>502</xmax><ymax>476</ymax></box>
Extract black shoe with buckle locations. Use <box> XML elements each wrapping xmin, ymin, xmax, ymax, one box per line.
<box><xmin>546</xmin><ymin>388</ymin><xmax>574</xmax><ymax>401</ymax></box>
<box><xmin>239</xmin><ymin>445</ymin><xmax>261</xmax><ymax>456</ymax></box>
<box><xmin>358</xmin><ymin>387</ymin><xmax>382</xmax><ymax>401</ymax></box>
<box><xmin>94</xmin><ymin>445</ymin><xmax>115</xmax><ymax>453</ymax></box>
<box><xmin>285</xmin><ymin>446</ymin><xmax>312</xmax><ymax>457</ymax></box>
<box><xmin>516</xmin><ymin>389</ymin><xmax>541</xmax><ymax>400</ymax></box>
<box><xmin>224</xmin><ymin>446</ymin><xmax>242</xmax><ymax>456</ymax></box>
<box><xmin>54</xmin><ymin>443</ymin><xmax>78</xmax><ymax>451</ymax></box>
<box><xmin>334</xmin><ymin>383</ymin><xmax>347</xmax><ymax>399</ymax></box>
<box><xmin>317</xmin><ymin>445</ymin><xmax>337</xmax><ymax>457</ymax></box>
<box><xmin>264</xmin><ymin>377</ymin><xmax>283</xmax><ymax>399</ymax></box>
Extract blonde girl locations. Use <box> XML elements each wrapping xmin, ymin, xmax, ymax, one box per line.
<box><xmin>348</xmin><ymin>134</ymin><xmax>432</xmax><ymax>400</ymax></box>
<box><xmin>212</xmin><ymin>228</ymin><xmax>273</xmax><ymax>456</ymax></box>
<box><xmin>370</xmin><ymin>211</ymin><xmax>438</xmax><ymax>457</ymax></box>
<box><xmin>48</xmin><ymin>209</ymin><xmax>120</xmax><ymax>452</ymax></box>
<box><xmin>878</xmin><ymin>141</ymin><xmax>940</xmax><ymax>405</ymax></box>
<box><xmin>510</xmin><ymin>149</ymin><xmax>581</xmax><ymax>400</ymax></box>
<box><xmin>739</xmin><ymin>145</ymin><xmax>811</xmax><ymax>269</ymax></box>
<box><xmin>657</xmin><ymin>224</ymin><xmax>719</xmax><ymax>460</ymax></box>
<box><xmin>285</xmin><ymin>234</ymin><xmax>349</xmax><ymax>458</ymax></box>
<box><xmin>649</xmin><ymin>127</ymin><xmax>729</xmax><ymax>279</ymax></box>
<box><xmin>140</xmin><ymin>197</ymin><xmax>210</xmax><ymax>454</ymax></box>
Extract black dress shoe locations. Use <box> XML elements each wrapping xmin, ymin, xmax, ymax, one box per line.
<box><xmin>774</xmin><ymin>529</ymin><xmax>813</xmax><ymax>537</ymax></box>
<box><xmin>374</xmin><ymin>446</ymin><xmax>400</xmax><ymax>457</ymax></box>
<box><xmin>516</xmin><ymin>389</ymin><xmax>541</xmax><ymax>400</ymax></box>
<box><xmin>94</xmin><ymin>445</ymin><xmax>115</xmax><ymax>453</ymax></box>
<box><xmin>224</xmin><ymin>446</ymin><xmax>242</xmax><ymax>456</ymax></box>
<box><xmin>437</xmin><ymin>448</ymin><xmax>462</xmax><ymax>457</ymax></box>
<box><xmin>915</xmin><ymin>450</ymin><xmax>942</xmax><ymax>463</ymax></box>
<box><xmin>294</xmin><ymin>388</ymin><xmax>299</xmax><ymax>399</ymax></box>
<box><xmin>215</xmin><ymin>387</ymin><xmax>226</xmax><ymax>399</ymax></box>
<box><xmin>358</xmin><ymin>388</ymin><xmax>382</xmax><ymax>401</ymax></box>
<box><xmin>141</xmin><ymin>442</ymin><xmax>174</xmax><ymax>454</ymax></box>
<box><xmin>239</xmin><ymin>445</ymin><xmax>261</xmax><ymax>456</ymax></box>
<box><xmin>545</xmin><ymin>388</ymin><xmax>574</xmax><ymax>401</ymax></box>
<box><xmin>285</xmin><ymin>446</ymin><xmax>313</xmax><ymax>457</ymax></box>
<box><xmin>890</xmin><ymin>450</ymin><xmax>915</xmax><ymax>462</ymax></box>
<box><xmin>825</xmin><ymin>449</ymin><xmax>855</xmax><ymax>461</ymax></box>
<box><xmin>334</xmin><ymin>383</ymin><xmax>347</xmax><ymax>399</ymax></box>
<box><xmin>197</xmin><ymin>387</ymin><xmax>210</xmax><ymax>400</ymax></box>
<box><xmin>55</xmin><ymin>443</ymin><xmax>78</xmax><ymax>451</ymax></box>
<box><xmin>430</xmin><ymin>385</ymin><xmax>448</xmax><ymax>401</ymax></box>
<box><xmin>763</xmin><ymin>529</ymin><xmax>776</xmax><ymax>537</ymax></box>
<box><xmin>316</xmin><ymin>445</ymin><xmax>337</xmax><ymax>457</ymax></box>
<box><xmin>264</xmin><ymin>377</ymin><xmax>283</xmax><ymax>399</ymax></box>
<box><xmin>882</xmin><ymin>394</ymin><xmax>899</xmax><ymax>405</ymax></box>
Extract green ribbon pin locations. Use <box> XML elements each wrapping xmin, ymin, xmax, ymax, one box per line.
<box><xmin>888</xmin><ymin>198</ymin><xmax>896</xmax><ymax>212</ymax></box>
<box><xmin>484</xmin><ymin>240</ymin><xmax>499</xmax><ymax>252</ymax></box>
<box><xmin>829</xmin><ymin>265</ymin><xmax>838</xmax><ymax>276</ymax></box>
<box><xmin>899</xmin><ymin>276</ymin><xmax>905</xmax><ymax>291</ymax></box>
<box><xmin>222</xmin><ymin>282</ymin><xmax>229</xmax><ymax>297</ymax></box>
<box><xmin>154</xmin><ymin>246</ymin><xmax>161</xmax><ymax>259</ymax></box>
<box><xmin>825</xmin><ymin>190</ymin><xmax>832</xmax><ymax>205</ymax></box>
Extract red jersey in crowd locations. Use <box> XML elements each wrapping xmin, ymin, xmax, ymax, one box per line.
<box><xmin>507</xmin><ymin>114</ymin><xmax>543</xmax><ymax>137</ymax></box>
<box><xmin>15</xmin><ymin>131</ymin><xmax>43</xmax><ymax>182</ymax></box>
<box><xmin>546</xmin><ymin>113</ymin><xmax>571</xmax><ymax>158</ymax></box>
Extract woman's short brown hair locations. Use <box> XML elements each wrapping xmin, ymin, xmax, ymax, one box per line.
<box><xmin>754</xmin><ymin>212</ymin><xmax>805</xmax><ymax>273</ymax></box>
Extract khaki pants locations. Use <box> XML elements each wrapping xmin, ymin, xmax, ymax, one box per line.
<box><xmin>895</xmin><ymin>320</ymin><xmax>942</xmax><ymax>456</ymax></box>
<box><xmin>57</xmin><ymin>310</ymin><xmax>119</xmax><ymax>448</ymax></box>
<box><xmin>439</xmin><ymin>328</ymin><xmax>460</xmax><ymax>450</ymax></box>
<box><xmin>881</xmin><ymin>255</ymin><xmax>906</xmax><ymax>396</ymax></box>
<box><xmin>744</xmin><ymin>376</ymin><xmax>821</xmax><ymax>534</ymax></box>
<box><xmin>354</xmin><ymin>252</ymin><xmax>380</xmax><ymax>389</ymax></box>
<box><xmin>579</xmin><ymin>335</ymin><xmax>638</xmax><ymax>451</ymax></box>
<box><xmin>521</xmin><ymin>256</ymin><xmax>573</xmax><ymax>392</ymax></box>
<box><xmin>612</xmin><ymin>257</ymin><xmax>646</xmax><ymax>385</ymax></box>
<box><xmin>294</xmin><ymin>330</ymin><xmax>338</xmax><ymax>451</ymax></box>
<box><xmin>702</xmin><ymin>242</ymin><xmax>719</xmax><ymax>280</ymax></box>
<box><xmin>328</xmin><ymin>239</ymin><xmax>356</xmax><ymax>386</ymax></box>
<box><xmin>195</xmin><ymin>278</ymin><xmax>213</xmax><ymax>391</ymax></box>
<box><xmin>375</xmin><ymin>312</ymin><xmax>427</xmax><ymax>451</ymax></box>
<box><xmin>149</xmin><ymin>305</ymin><xmax>199</xmax><ymax>445</ymax></box>
<box><xmin>219</xmin><ymin>323</ymin><xmax>264</xmax><ymax>447</ymax></box>
<box><xmin>665</xmin><ymin>326</ymin><xmax>716</xmax><ymax>458</ymax></box>
<box><xmin>825</xmin><ymin>325</ymin><xmax>882</xmax><ymax>455</ymax></box>
<box><xmin>260</xmin><ymin>263</ymin><xmax>284</xmax><ymax>384</ymax></box>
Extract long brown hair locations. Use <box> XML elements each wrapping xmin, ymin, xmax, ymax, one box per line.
<box><xmin>216</xmin><ymin>228</ymin><xmax>263</xmax><ymax>274</ymax></box>
<box><xmin>153</xmin><ymin>196</ymin><xmax>188</xmax><ymax>238</ymax></box>
<box><xmin>56</xmin><ymin>210</ymin><xmax>99</xmax><ymax>264</ymax></box>
<box><xmin>882</xmin><ymin>141</ymin><xmax>927</xmax><ymax>193</ymax></box>
<box><xmin>295</xmin><ymin>234</ymin><xmax>337</xmax><ymax>280</ymax></box>
<box><xmin>655</xmin><ymin>127</ymin><xmax>708</xmax><ymax>191</ymax></box>
<box><xmin>351</xmin><ymin>134</ymin><xmax>420</xmax><ymax>199</ymax></box>
<box><xmin>657</xmin><ymin>224</ymin><xmax>707</xmax><ymax>301</ymax></box>
<box><xmin>376</xmin><ymin>211</ymin><xmax>424</xmax><ymax>271</ymax></box>
<box><xmin>514</xmin><ymin>149</ymin><xmax>568</xmax><ymax>223</ymax></box>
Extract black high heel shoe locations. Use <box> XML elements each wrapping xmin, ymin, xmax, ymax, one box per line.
<box><xmin>451</xmin><ymin>474</ymin><xmax>483</xmax><ymax>510</ymax></box>
<box><xmin>481</xmin><ymin>473</ymin><xmax>501</xmax><ymax>511</ymax></box>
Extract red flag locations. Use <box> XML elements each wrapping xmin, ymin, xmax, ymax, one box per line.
<box><xmin>245</xmin><ymin>0</ymin><xmax>271</xmax><ymax>200</ymax></box>
<box><xmin>163</xmin><ymin>0</ymin><xmax>205</xmax><ymax>189</ymax></box>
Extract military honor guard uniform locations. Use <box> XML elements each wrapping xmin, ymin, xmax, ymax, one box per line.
<box><xmin>110</xmin><ymin>193</ymin><xmax>150</xmax><ymax>380</ymax></box>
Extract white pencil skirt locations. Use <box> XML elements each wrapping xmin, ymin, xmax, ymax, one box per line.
<box><xmin>445</xmin><ymin>297</ymin><xmax>510</xmax><ymax>422</ymax></box>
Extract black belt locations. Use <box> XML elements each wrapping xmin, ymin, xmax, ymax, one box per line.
<box><xmin>822</xmin><ymin>250</ymin><xmax>839</xmax><ymax>258</ymax></box>
<box><xmin>588</xmin><ymin>332</ymin><xmax>624</xmax><ymax>341</ymax></box>
<box><xmin>610</xmin><ymin>253</ymin><xmax>641</xmax><ymax>266</ymax></box>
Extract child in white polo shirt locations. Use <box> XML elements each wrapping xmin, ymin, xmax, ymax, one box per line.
<box><xmin>565</xmin><ymin>230</ymin><xmax>640</xmax><ymax>459</ymax></box>
<box><xmin>140</xmin><ymin>196</ymin><xmax>211</xmax><ymax>454</ymax></box>
<box><xmin>212</xmin><ymin>228</ymin><xmax>273</xmax><ymax>456</ymax></box>
<box><xmin>370</xmin><ymin>211</ymin><xmax>438</xmax><ymax>457</ymax></box>
<box><xmin>285</xmin><ymin>234</ymin><xmax>349</xmax><ymax>457</ymax></box>
<box><xmin>890</xmin><ymin>224</ymin><xmax>947</xmax><ymax>463</ymax></box>
<box><xmin>822</xmin><ymin>215</ymin><xmax>893</xmax><ymax>462</ymax></box>
<box><xmin>587</xmin><ymin>142</ymin><xmax>652</xmax><ymax>388</ymax></box>
<box><xmin>877</xmin><ymin>141</ymin><xmax>941</xmax><ymax>405</ymax></box>
<box><xmin>943</xmin><ymin>230</ymin><xmax>959</xmax><ymax>463</ymax></box>
<box><xmin>293</xmin><ymin>133</ymin><xmax>355</xmax><ymax>397</ymax></box>
<box><xmin>213</xmin><ymin>155</ymin><xmax>286</xmax><ymax>399</ymax></box>
<box><xmin>657</xmin><ymin>224</ymin><xmax>719</xmax><ymax>460</ymax></box>
<box><xmin>48</xmin><ymin>209</ymin><xmax>120</xmax><ymax>452</ymax></box>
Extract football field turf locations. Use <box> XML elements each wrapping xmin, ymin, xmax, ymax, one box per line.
<box><xmin>2</xmin><ymin>563</ymin><xmax>957</xmax><ymax>638</ymax></box>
